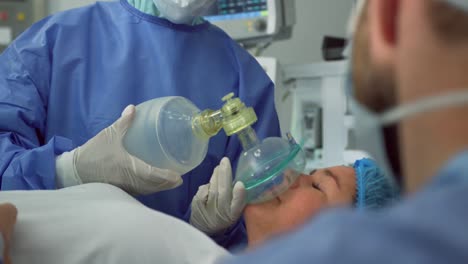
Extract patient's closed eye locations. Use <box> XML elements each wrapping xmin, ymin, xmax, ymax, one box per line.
<box><xmin>312</xmin><ymin>182</ymin><xmax>321</xmax><ymax>191</ymax></box>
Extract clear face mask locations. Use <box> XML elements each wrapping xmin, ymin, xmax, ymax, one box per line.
<box><xmin>234</xmin><ymin>133</ymin><xmax>306</xmax><ymax>204</ymax></box>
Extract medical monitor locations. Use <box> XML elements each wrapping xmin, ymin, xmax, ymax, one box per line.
<box><xmin>204</xmin><ymin>0</ymin><xmax>295</xmax><ymax>45</ymax></box>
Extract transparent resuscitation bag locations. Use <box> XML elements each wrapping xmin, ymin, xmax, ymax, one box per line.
<box><xmin>123</xmin><ymin>93</ymin><xmax>257</xmax><ymax>175</ymax></box>
<box><xmin>123</xmin><ymin>96</ymin><xmax>208</xmax><ymax>175</ymax></box>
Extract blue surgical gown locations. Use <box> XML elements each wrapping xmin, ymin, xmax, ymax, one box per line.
<box><xmin>223</xmin><ymin>152</ymin><xmax>468</xmax><ymax>263</ymax></box>
<box><xmin>0</xmin><ymin>0</ymin><xmax>281</xmax><ymax>249</ymax></box>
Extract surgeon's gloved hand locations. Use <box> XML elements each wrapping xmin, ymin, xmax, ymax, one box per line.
<box><xmin>190</xmin><ymin>157</ymin><xmax>247</xmax><ymax>235</ymax></box>
<box><xmin>55</xmin><ymin>105</ymin><xmax>183</xmax><ymax>195</ymax></box>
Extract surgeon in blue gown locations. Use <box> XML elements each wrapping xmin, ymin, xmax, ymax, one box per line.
<box><xmin>0</xmin><ymin>0</ymin><xmax>280</xmax><ymax>249</ymax></box>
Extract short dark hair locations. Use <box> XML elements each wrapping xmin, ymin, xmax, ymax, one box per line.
<box><xmin>428</xmin><ymin>0</ymin><xmax>468</xmax><ymax>42</ymax></box>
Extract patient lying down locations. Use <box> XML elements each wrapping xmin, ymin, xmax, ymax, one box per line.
<box><xmin>0</xmin><ymin>159</ymin><xmax>397</xmax><ymax>264</ymax></box>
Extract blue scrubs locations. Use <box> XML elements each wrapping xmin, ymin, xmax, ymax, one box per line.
<box><xmin>223</xmin><ymin>152</ymin><xmax>468</xmax><ymax>263</ymax></box>
<box><xmin>0</xmin><ymin>0</ymin><xmax>280</xmax><ymax>249</ymax></box>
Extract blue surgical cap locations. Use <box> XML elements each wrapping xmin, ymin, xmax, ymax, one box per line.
<box><xmin>353</xmin><ymin>158</ymin><xmax>400</xmax><ymax>209</ymax></box>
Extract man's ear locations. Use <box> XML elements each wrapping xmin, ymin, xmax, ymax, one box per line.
<box><xmin>368</xmin><ymin>0</ymin><xmax>400</xmax><ymax>65</ymax></box>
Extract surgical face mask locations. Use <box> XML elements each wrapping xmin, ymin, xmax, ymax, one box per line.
<box><xmin>347</xmin><ymin>75</ymin><xmax>400</xmax><ymax>186</ymax></box>
<box><xmin>347</xmin><ymin>64</ymin><xmax>468</xmax><ymax>189</ymax></box>
<box><xmin>152</xmin><ymin>0</ymin><xmax>215</xmax><ymax>24</ymax></box>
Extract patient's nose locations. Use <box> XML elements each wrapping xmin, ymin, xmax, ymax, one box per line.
<box><xmin>288</xmin><ymin>174</ymin><xmax>307</xmax><ymax>190</ymax></box>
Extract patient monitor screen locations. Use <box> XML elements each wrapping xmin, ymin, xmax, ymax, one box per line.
<box><xmin>204</xmin><ymin>0</ymin><xmax>268</xmax><ymax>22</ymax></box>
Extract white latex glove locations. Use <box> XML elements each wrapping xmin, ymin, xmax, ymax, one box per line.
<box><xmin>55</xmin><ymin>105</ymin><xmax>183</xmax><ymax>195</ymax></box>
<box><xmin>190</xmin><ymin>157</ymin><xmax>247</xmax><ymax>235</ymax></box>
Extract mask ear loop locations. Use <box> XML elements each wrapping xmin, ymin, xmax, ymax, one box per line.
<box><xmin>381</xmin><ymin>90</ymin><xmax>468</xmax><ymax>125</ymax></box>
<box><xmin>346</xmin><ymin>0</ymin><xmax>367</xmax><ymax>37</ymax></box>
<box><xmin>445</xmin><ymin>0</ymin><xmax>468</xmax><ymax>12</ymax></box>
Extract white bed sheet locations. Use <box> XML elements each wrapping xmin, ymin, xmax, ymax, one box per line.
<box><xmin>0</xmin><ymin>183</ymin><xmax>229</xmax><ymax>264</ymax></box>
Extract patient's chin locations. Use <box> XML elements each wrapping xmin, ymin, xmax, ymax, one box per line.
<box><xmin>243</xmin><ymin>207</ymin><xmax>275</xmax><ymax>249</ymax></box>
<box><xmin>244</xmin><ymin>198</ymin><xmax>280</xmax><ymax>218</ymax></box>
<box><xmin>244</xmin><ymin>204</ymin><xmax>273</xmax><ymax>231</ymax></box>
<box><xmin>243</xmin><ymin>204</ymin><xmax>261</xmax><ymax>222</ymax></box>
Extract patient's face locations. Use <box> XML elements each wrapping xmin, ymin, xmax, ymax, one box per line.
<box><xmin>244</xmin><ymin>166</ymin><xmax>356</xmax><ymax>248</ymax></box>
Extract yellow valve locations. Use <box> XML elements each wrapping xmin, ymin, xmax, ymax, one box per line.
<box><xmin>192</xmin><ymin>93</ymin><xmax>258</xmax><ymax>139</ymax></box>
<box><xmin>192</xmin><ymin>109</ymin><xmax>223</xmax><ymax>140</ymax></box>
<box><xmin>220</xmin><ymin>93</ymin><xmax>257</xmax><ymax>136</ymax></box>
<box><xmin>222</xmin><ymin>93</ymin><xmax>235</xmax><ymax>102</ymax></box>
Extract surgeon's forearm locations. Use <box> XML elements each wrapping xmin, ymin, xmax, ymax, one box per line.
<box><xmin>0</xmin><ymin>133</ymin><xmax>73</xmax><ymax>190</ymax></box>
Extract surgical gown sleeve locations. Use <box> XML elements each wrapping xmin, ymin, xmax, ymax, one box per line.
<box><xmin>0</xmin><ymin>20</ymin><xmax>73</xmax><ymax>190</ymax></box>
